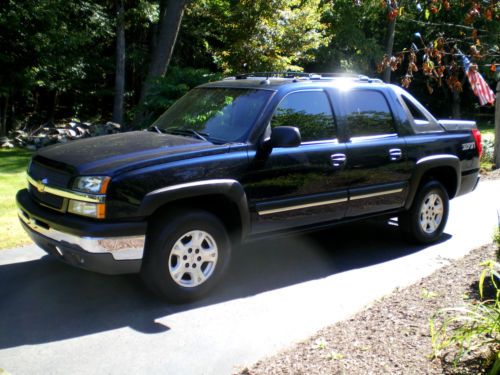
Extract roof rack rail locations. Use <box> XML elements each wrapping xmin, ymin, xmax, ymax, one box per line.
<box><xmin>234</xmin><ymin>72</ymin><xmax>317</xmax><ymax>80</ymax></box>
<box><xmin>224</xmin><ymin>72</ymin><xmax>384</xmax><ymax>83</ymax></box>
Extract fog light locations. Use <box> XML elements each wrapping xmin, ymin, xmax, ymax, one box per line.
<box><xmin>68</xmin><ymin>200</ymin><xmax>106</xmax><ymax>219</ymax></box>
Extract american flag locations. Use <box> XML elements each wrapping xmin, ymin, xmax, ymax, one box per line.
<box><xmin>461</xmin><ymin>53</ymin><xmax>496</xmax><ymax>106</ymax></box>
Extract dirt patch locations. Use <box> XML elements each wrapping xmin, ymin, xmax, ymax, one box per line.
<box><xmin>237</xmin><ymin>244</ymin><xmax>498</xmax><ymax>375</ymax></box>
<box><xmin>481</xmin><ymin>167</ymin><xmax>500</xmax><ymax>181</ymax></box>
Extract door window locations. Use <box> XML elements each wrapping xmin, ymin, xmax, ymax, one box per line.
<box><xmin>342</xmin><ymin>90</ymin><xmax>396</xmax><ymax>138</ymax></box>
<box><xmin>270</xmin><ymin>91</ymin><xmax>336</xmax><ymax>142</ymax></box>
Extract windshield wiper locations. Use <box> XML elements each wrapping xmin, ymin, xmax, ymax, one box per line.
<box><xmin>148</xmin><ymin>126</ymin><xmax>228</xmax><ymax>143</ymax></box>
<box><xmin>147</xmin><ymin>125</ymin><xmax>166</xmax><ymax>134</ymax></box>
<box><xmin>163</xmin><ymin>128</ymin><xmax>209</xmax><ymax>142</ymax></box>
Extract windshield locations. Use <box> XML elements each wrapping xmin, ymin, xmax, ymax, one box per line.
<box><xmin>151</xmin><ymin>87</ymin><xmax>273</xmax><ymax>143</ymax></box>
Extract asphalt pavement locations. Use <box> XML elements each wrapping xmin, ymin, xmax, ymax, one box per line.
<box><xmin>0</xmin><ymin>179</ymin><xmax>499</xmax><ymax>375</ymax></box>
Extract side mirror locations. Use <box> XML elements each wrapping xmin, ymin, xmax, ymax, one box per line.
<box><xmin>270</xmin><ymin>126</ymin><xmax>301</xmax><ymax>148</ymax></box>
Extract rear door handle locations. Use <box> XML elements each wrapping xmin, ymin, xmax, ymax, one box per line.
<box><xmin>389</xmin><ymin>148</ymin><xmax>402</xmax><ymax>161</ymax></box>
<box><xmin>330</xmin><ymin>153</ymin><xmax>346</xmax><ymax>168</ymax></box>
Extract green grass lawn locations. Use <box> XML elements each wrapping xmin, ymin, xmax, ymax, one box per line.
<box><xmin>0</xmin><ymin>148</ymin><xmax>32</xmax><ymax>249</ymax></box>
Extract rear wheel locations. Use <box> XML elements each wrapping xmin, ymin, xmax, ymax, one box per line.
<box><xmin>141</xmin><ymin>210</ymin><xmax>231</xmax><ymax>303</ymax></box>
<box><xmin>399</xmin><ymin>180</ymin><xmax>449</xmax><ymax>244</ymax></box>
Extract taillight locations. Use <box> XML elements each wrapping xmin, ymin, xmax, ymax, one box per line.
<box><xmin>472</xmin><ymin>128</ymin><xmax>482</xmax><ymax>158</ymax></box>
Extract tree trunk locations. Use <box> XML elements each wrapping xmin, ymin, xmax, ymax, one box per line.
<box><xmin>0</xmin><ymin>95</ymin><xmax>8</xmax><ymax>137</ymax></box>
<box><xmin>147</xmin><ymin>0</ymin><xmax>187</xmax><ymax>80</ymax></box>
<box><xmin>452</xmin><ymin>90</ymin><xmax>461</xmax><ymax>119</ymax></box>
<box><xmin>112</xmin><ymin>0</ymin><xmax>126</xmax><ymax>125</ymax></box>
<box><xmin>134</xmin><ymin>0</ymin><xmax>190</xmax><ymax>126</ymax></box>
<box><xmin>494</xmin><ymin>80</ymin><xmax>500</xmax><ymax>169</ymax></box>
<box><xmin>133</xmin><ymin>0</ymin><xmax>188</xmax><ymax>127</ymax></box>
<box><xmin>383</xmin><ymin>17</ymin><xmax>396</xmax><ymax>83</ymax></box>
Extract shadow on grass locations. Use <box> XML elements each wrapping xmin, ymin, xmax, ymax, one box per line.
<box><xmin>0</xmin><ymin>219</ymin><xmax>449</xmax><ymax>349</ymax></box>
<box><xmin>0</xmin><ymin>148</ymin><xmax>32</xmax><ymax>174</ymax></box>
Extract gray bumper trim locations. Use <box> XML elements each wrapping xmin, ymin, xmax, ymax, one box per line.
<box><xmin>18</xmin><ymin>210</ymin><xmax>144</xmax><ymax>261</ymax></box>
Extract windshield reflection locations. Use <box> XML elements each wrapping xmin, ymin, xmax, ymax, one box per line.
<box><xmin>151</xmin><ymin>88</ymin><xmax>272</xmax><ymax>143</ymax></box>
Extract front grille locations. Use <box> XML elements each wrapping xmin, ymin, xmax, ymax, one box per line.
<box><xmin>28</xmin><ymin>184</ymin><xmax>64</xmax><ymax>210</ymax></box>
<box><xmin>28</xmin><ymin>160</ymin><xmax>72</xmax><ymax>211</ymax></box>
<box><xmin>29</xmin><ymin>161</ymin><xmax>72</xmax><ymax>188</ymax></box>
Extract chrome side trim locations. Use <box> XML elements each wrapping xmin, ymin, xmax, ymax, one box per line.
<box><xmin>350</xmin><ymin>188</ymin><xmax>403</xmax><ymax>201</ymax></box>
<box><xmin>149</xmin><ymin>179</ymin><xmax>238</xmax><ymax>196</ymax></box>
<box><xmin>416</xmin><ymin>154</ymin><xmax>459</xmax><ymax>165</ymax></box>
<box><xmin>258</xmin><ymin>198</ymin><xmax>348</xmax><ymax>216</ymax></box>
<box><xmin>27</xmin><ymin>175</ymin><xmax>105</xmax><ymax>203</ymax></box>
<box><xmin>18</xmin><ymin>210</ymin><xmax>144</xmax><ymax>260</ymax></box>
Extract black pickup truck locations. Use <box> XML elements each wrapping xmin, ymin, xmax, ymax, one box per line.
<box><xmin>16</xmin><ymin>74</ymin><xmax>482</xmax><ymax>302</ymax></box>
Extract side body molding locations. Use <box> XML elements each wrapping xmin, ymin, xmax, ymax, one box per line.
<box><xmin>404</xmin><ymin>154</ymin><xmax>460</xmax><ymax>210</ymax></box>
<box><xmin>138</xmin><ymin>179</ymin><xmax>250</xmax><ymax>238</ymax></box>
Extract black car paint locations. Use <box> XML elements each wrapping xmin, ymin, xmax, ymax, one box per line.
<box><xmin>17</xmin><ymin>78</ymin><xmax>481</xmax><ymax>260</ymax></box>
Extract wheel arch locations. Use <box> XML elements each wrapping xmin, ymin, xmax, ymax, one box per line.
<box><xmin>404</xmin><ymin>155</ymin><xmax>460</xmax><ymax>210</ymax></box>
<box><xmin>139</xmin><ymin>179</ymin><xmax>250</xmax><ymax>242</ymax></box>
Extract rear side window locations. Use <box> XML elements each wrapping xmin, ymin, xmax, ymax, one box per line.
<box><xmin>271</xmin><ymin>91</ymin><xmax>336</xmax><ymax>142</ymax></box>
<box><xmin>401</xmin><ymin>95</ymin><xmax>427</xmax><ymax>121</ymax></box>
<box><xmin>342</xmin><ymin>90</ymin><xmax>396</xmax><ymax>138</ymax></box>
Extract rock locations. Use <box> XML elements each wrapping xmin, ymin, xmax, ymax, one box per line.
<box><xmin>3</xmin><ymin>119</ymin><xmax>123</xmax><ymax>150</ymax></box>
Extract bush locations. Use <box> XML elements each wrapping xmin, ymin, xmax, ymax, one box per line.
<box><xmin>482</xmin><ymin>138</ymin><xmax>495</xmax><ymax>165</ymax></box>
<box><xmin>430</xmin><ymin>259</ymin><xmax>500</xmax><ymax>374</ymax></box>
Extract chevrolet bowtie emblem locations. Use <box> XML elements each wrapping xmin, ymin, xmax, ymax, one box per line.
<box><xmin>36</xmin><ymin>178</ymin><xmax>48</xmax><ymax>193</ymax></box>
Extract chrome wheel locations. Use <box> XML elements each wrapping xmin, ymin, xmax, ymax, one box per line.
<box><xmin>168</xmin><ymin>230</ymin><xmax>218</xmax><ymax>288</ymax></box>
<box><xmin>418</xmin><ymin>192</ymin><xmax>444</xmax><ymax>234</ymax></box>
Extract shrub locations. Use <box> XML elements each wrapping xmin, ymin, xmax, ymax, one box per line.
<box><xmin>482</xmin><ymin>138</ymin><xmax>495</xmax><ymax>165</ymax></box>
<box><xmin>430</xmin><ymin>259</ymin><xmax>500</xmax><ymax>374</ymax></box>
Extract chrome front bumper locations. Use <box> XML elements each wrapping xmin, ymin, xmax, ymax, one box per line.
<box><xmin>18</xmin><ymin>210</ymin><xmax>145</xmax><ymax>261</ymax></box>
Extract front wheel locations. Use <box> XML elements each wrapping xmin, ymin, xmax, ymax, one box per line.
<box><xmin>141</xmin><ymin>210</ymin><xmax>231</xmax><ymax>303</ymax></box>
<box><xmin>399</xmin><ymin>180</ymin><xmax>449</xmax><ymax>244</ymax></box>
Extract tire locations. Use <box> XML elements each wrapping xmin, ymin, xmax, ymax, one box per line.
<box><xmin>399</xmin><ymin>180</ymin><xmax>449</xmax><ymax>244</ymax></box>
<box><xmin>141</xmin><ymin>209</ymin><xmax>231</xmax><ymax>303</ymax></box>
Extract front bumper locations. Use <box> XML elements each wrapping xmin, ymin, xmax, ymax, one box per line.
<box><xmin>16</xmin><ymin>189</ymin><xmax>146</xmax><ymax>275</ymax></box>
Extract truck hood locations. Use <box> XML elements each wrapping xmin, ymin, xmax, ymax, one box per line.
<box><xmin>34</xmin><ymin>131</ymin><xmax>231</xmax><ymax>175</ymax></box>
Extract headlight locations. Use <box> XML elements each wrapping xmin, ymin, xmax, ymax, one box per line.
<box><xmin>68</xmin><ymin>200</ymin><xmax>106</xmax><ymax>219</ymax></box>
<box><xmin>73</xmin><ymin>176</ymin><xmax>110</xmax><ymax>194</ymax></box>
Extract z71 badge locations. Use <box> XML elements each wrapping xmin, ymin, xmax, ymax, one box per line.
<box><xmin>462</xmin><ymin>142</ymin><xmax>476</xmax><ymax>151</ymax></box>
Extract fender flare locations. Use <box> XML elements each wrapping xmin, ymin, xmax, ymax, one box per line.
<box><xmin>404</xmin><ymin>154</ymin><xmax>460</xmax><ymax>210</ymax></box>
<box><xmin>138</xmin><ymin>179</ymin><xmax>250</xmax><ymax>239</ymax></box>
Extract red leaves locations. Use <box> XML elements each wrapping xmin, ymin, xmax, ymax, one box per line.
<box><xmin>382</xmin><ymin>0</ymin><xmax>399</xmax><ymax>21</ymax></box>
<box><xmin>464</xmin><ymin>2</ymin><xmax>481</xmax><ymax>24</ymax></box>
<box><xmin>377</xmin><ymin>53</ymin><xmax>403</xmax><ymax>73</ymax></box>
<box><xmin>484</xmin><ymin>7</ymin><xmax>493</xmax><ymax>21</ymax></box>
<box><xmin>446</xmin><ymin>75</ymin><xmax>463</xmax><ymax>93</ymax></box>
<box><xmin>401</xmin><ymin>75</ymin><xmax>412</xmax><ymax>88</ymax></box>
<box><xmin>471</xmin><ymin>29</ymin><xmax>478</xmax><ymax>41</ymax></box>
<box><xmin>387</xmin><ymin>7</ymin><xmax>399</xmax><ymax>21</ymax></box>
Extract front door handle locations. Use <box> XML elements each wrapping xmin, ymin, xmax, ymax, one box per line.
<box><xmin>331</xmin><ymin>153</ymin><xmax>346</xmax><ymax>168</ymax></box>
<box><xmin>389</xmin><ymin>148</ymin><xmax>402</xmax><ymax>161</ymax></box>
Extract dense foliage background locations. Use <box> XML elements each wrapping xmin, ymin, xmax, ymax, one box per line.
<box><xmin>0</xmin><ymin>0</ymin><xmax>498</xmax><ymax>135</ymax></box>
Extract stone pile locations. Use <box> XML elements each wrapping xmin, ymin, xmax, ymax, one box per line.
<box><xmin>1</xmin><ymin>121</ymin><xmax>121</xmax><ymax>149</ymax></box>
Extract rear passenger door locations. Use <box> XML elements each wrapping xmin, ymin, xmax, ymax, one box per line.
<box><xmin>335</xmin><ymin>89</ymin><xmax>411</xmax><ymax>217</ymax></box>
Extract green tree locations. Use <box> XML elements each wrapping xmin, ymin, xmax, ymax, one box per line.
<box><xmin>307</xmin><ymin>0</ymin><xmax>386</xmax><ymax>74</ymax></box>
<box><xmin>188</xmin><ymin>0</ymin><xmax>327</xmax><ymax>74</ymax></box>
<box><xmin>0</xmin><ymin>0</ymin><xmax>113</xmax><ymax>135</ymax></box>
